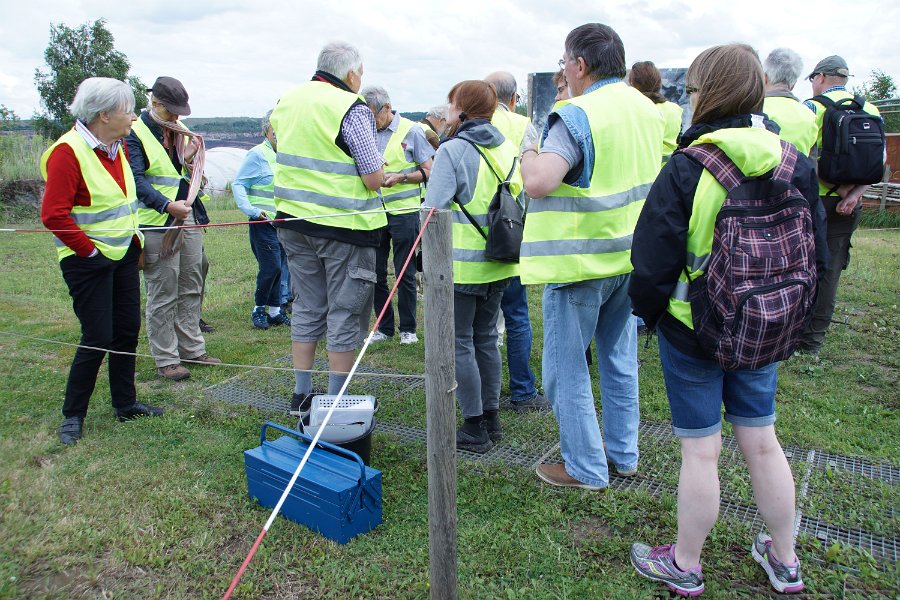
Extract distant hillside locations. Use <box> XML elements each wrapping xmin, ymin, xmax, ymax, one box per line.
<box><xmin>185</xmin><ymin>112</ymin><xmax>427</xmax><ymax>134</ymax></box>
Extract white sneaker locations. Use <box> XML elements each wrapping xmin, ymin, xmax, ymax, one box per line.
<box><xmin>369</xmin><ymin>331</ymin><xmax>390</xmax><ymax>343</ymax></box>
<box><xmin>399</xmin><ymin>331</ymin><xmax>418</xmax><ymax>345</ymax></box>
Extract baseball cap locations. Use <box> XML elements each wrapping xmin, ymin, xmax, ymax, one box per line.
<box><xmin>807</xmin><ymin>55</ymin><xmax>851</xmax><ymax>79</ymax></box>
<box><xmin>148</xmin><ymin>76</ymin><xmax>191</xmax><ymax>116</ymax></box>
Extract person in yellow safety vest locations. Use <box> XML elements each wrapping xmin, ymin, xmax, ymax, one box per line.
<box><xmin>483</xmin><ymin>71</ymin><xmax>550</xmax><ymax>413</ymax></box>
<box><xmin>269</xmin><ymin>41</ymin><xmax>386</xmax><ymax>419</ymax></box>
<box><xmin>418</xmin><ymin>105</ymin><xmax>448</xmax><ymax>150</ymax></box>
<box><xmin>797</xmin><ymin>55</ymin><xmax>883</xmax><ymax>358</ymax></box>
<box><xmin>40</xmin><ymin>77</ymin><xmax>163</xmax><ymax>446</ymax></box>
<box><xmin>628</xmin><ymin>60</ymin><xmax>684</xmax><ymax>166</ymax></box>
<box><xmin>127</xmin><ymin>76</ymin><xmax>221</xmax><ymax>383</ymax></box>
<box><xmin>762</xmin><ymin>48</ymin><xmax>817</xmax><ymax>157</ymax></box>
<box><xmin>628</xmin><ymin>43</ymin><xmax>827</xmax><ymax>597</ymax></box>
<box><xmin>423</xmin><ymin>80</ymin><xmax>521</xmax><ymax>453</ymax></box>
<box><xmin>361</xmin><ymin>86</ymin><xmax>434</xmax><ymax>346</ymax></box>
<box><xmin>520</xmin><ymin>23</ymin><xmax>664</xmax><ymax>490</ymax></box>
<box><xmin>231</xmin><ymin>109</ymin><xmax>291</xmax><ymax>330</ymax></box>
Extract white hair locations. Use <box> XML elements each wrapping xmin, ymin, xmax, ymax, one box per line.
<box><xmin>317</xmin><ymin>41</ymin><xmax>363</xmax><ymax>80</ymax></box>
<box><xmin>261</xmin><ymin>109</ymin><xmax>274</xmax><ymax>134</ymax></box>
<box><xmin>426</xmin><ymin>104</ymin><xmax>448</xmax><ymax>120</ymax></box>
<box><xmin>361</xmin><ymin>86</ymin><xmax>391</xmax><ymax>112</ymax></box>
<box><xmin>486</xmin><ymin>72</ymin><xmax>518</xmax><ymax>102</ymax></box>
<box><xmin>70</xmin><ymin>77</ymin><xmax>135</xmax><ymax>124</ymax></box>
<box><xmin>764</xmin><ymin>48</ymin><xmax>804</xmax><ymax>88</ymax></box>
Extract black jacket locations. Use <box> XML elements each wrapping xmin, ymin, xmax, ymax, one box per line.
<box><xmin>628</xmin><ymin>114</ymin><xmax>829</xmax><ymax>357</ymax></box>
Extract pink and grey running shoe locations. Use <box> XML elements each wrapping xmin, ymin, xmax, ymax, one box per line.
<box><xmin>751</xmin><ymin>533</ymin><xmax>804</xmax><ymax>593</ymax></box>
<box><xmin>630</xmin><ymin>542</ymin><xmax>704</xmax><ymax>597</ymax></box>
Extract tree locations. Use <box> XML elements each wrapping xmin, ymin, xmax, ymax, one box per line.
<box><xmin>32</xmin><ymin>19</ymin><xmax>147</xmax><ymax>139</ymax></box>
<box><xmin>853</xmin><ymin>69</ymin><xmax>900</xmax><ymax>133</ymax></box>
<box><xmin>0</xmin><ymin>105</ymin><xmax>18</xmax><ymax>131</ymax></box>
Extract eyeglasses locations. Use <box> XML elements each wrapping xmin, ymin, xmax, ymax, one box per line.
<box><xmin>558</xmin><ymin>58</ymin><xmax>569</xmax><ymax>70</ymax></box>
<box><xmin>807</xmin><ymin>73</ymin><xmax>820</xmax><ymax>81</ymax></box>
<box><xmin>685</xmin><ymin>85</ymin><xmax>699</xmax><ymax>95</ymax></box>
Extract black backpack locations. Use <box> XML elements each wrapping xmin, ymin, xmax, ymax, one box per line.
<box><xmin>812</xmin><ymin>94</ymin><xmax>885</xmax><ymax>186</ymax></box>
<box><xmin>454</xmin><ymin>141</ymin><xmax>525</xmax><ymax>263</ymax></box>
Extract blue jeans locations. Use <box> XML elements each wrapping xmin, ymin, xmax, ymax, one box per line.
<box><xmin>500</xmin><ymin>277</ymin><xmax>538</xmax><ymax>401</ymax></box>
<box><xmin>249</xmin><ymin>222</ymin><xmax>287</xmax><ymax>307</ymax></box>
<box><xmin>374</xmin><ymin>212</ymin><xmax>419</xmax><ymax>336</ymax></box>
<box><xmin>280</xmin><ymin>258</ymin><xmax>292</xmax><ymax>305</ymax></box>
<box><xmin>454</xmin><ymin>280</ymin><xmax>508</xmax><ymax>418</ymax></box>
<box><xmin>542</xmin><ymin>273</ymin><xmax>639</xmax><ymax>487</ymax></box>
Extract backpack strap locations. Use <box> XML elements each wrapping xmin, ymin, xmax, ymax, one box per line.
<box><xmin>458</xmin><ymin>137</ymin><xmax>516</xmax><ymax>183</ymax></box>
<box><xmin>771</xmin><ymin>140</ymin><xmax>798</xmax><ymax>183</ymax></box>
<box><xmin>812</xmin><ymin>94</ymin><xmax>865</xmax><ymax>111</ymax></box>
<box><xmin>680</xmin><ymin>144</ymin><xmax>744</xmax><ymax>192</ymax></box>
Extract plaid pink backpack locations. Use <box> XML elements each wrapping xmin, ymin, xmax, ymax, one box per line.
<box><xmin>680</xmin><ymin>140</ymin><xmax>817</xmax><ymax>371</ymax></box>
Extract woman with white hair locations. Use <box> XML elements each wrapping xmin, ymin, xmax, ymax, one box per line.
<box><xmin>41</xmin><ymin>77</ymin><xmax>164</xmax><ymax>446</ymax></box>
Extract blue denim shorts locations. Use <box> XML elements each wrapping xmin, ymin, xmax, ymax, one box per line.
<box><xmin>657</xmin><ymin>330</ymin><xmax>778</xmax><ymax>438</ymax></box>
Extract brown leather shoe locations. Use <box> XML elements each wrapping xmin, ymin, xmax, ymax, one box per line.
<box><xmin>535</xmin><ymin>463</ymin><xmax>605</xmax><ymax>491</ymax></box>
<box><xmin>188</xmin><ymin>353</ymin><xmax>222</xmax><ymax>365</ymax></box>
<box><xmin>158</xmin><ymin>364</ymin><xmax>190</xmax><ymax>381</ymax></box>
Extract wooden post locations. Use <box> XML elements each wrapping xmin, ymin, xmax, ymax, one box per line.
<box><xmin>421</xmin><ymin>207</ymin><xmax>457</xmax><ymax>600</ymax></box>
<box><xmin>880</xmin><ymin>165</ymin><xmax>890</xmax><ymax>213</ymax></box>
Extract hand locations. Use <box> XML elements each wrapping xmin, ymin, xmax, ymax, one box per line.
<box><xmin>835</xmin><ymin>193</ymin><xmax>861</xmax><ymax>216</ymax></box>
<box><xmin>383</xmin><ymin>173</ymin><xmax>406</xmax><ymax>188</ymax></box>
<box><xmin>166</xmin><ymin>199</ymin><xmax>192</xmax><ymax>220</ymax></box>
<box><xmin>250</xmin><ymin>212</ymin><xmax>269</xmax><ymax>221</ymax></box>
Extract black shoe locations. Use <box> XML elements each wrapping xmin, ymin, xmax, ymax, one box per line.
<box><xmin>456</xmin><ymin>421</ymin><xmax>493</xmax><ymax>453</ymax></box>
<box><xmin>510</xmin><ymin>392</ymin><xmax>551</xmax><ymax>413</ymax></box>
<box><xmin>58</xmin><ymin>416</ymin><xmax>84</xmax><ymax>446</ymax></box>
<box><xmin>290</xmin><ymin>392</ymin><xmax>315</xmax><ymax>418</ymax></box>
<box><xmin>115</xmin><ymin>402</ymin><xmax>164</xmax><ymax>422</ymax></box>
<box><xmin>199</xmin><ymin>318</ymin><xmax>215</xmax><ymax>333</ymax></box>
<box><xmin>483</xmin><ymin>411</ymin><xmax>503</xmax><ymax>442</ymax></box>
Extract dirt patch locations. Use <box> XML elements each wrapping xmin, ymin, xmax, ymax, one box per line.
<box><xmin>0</xmin><ymin>178</ymin><xmax>43</xmax><ymax>221</ymax></box>
<box><xmin>571</xmin><ymin>515</ymin><xmax>615</xmax><ymax>544</ymax></box>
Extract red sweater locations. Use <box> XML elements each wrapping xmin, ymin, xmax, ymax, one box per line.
<box><xmin>40</xmin><ymin>142</ymin><xmax>132</xmax><ymax>257</ymax></box>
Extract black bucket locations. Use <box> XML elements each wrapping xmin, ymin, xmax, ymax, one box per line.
<box><xmin>298</xmin><ymin>417</ymin><xmax>376</xmax><ymax>466</ymax></box>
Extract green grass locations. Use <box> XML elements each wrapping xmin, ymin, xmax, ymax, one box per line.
<box><xmin>0</xmin><ymin>201</ymin><xmax>897</xmax><ymax>598</ymax></box>
<box><xmin>0</xmin><ymin>134</ymin><xmax>44</xmax><ymax>182</ymax></box>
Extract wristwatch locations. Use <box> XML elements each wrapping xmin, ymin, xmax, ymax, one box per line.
<box><xmin>401</xmin><ymin>173</ymin><xmax>409</xmax><ymax>183</ymax></box>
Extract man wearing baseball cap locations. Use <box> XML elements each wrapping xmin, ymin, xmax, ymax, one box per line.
<box><xmin>126</xmin><ymin>76</ymin><xmax>220</xmax><ymax>381</ymax></box>
<box><xmin>799</xmin><ymin>56</ymin><xmax>882</xmax><ymax>358</ymax></box>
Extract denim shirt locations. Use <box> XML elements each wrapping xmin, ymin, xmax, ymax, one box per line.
<box><xmin>540</xmin><ymin>77</ymin><xmax>622</xmax><ymax>189</ymax></box>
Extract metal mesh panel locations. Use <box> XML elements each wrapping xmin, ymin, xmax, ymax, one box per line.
<box><xmin>800</xmin><ymin>516</ymin><xmax>899</xmax><ymax>564</ymax></box>
<box><xmin>813</xmin><ymin>452</ymin><xmax>899</xmax><ymax>484</ymax></box>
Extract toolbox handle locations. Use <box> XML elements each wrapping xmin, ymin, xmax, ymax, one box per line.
<box><xmin>260</xmin><ymin>422</ymin><xmax>367</xmax><ymax>488</ymax></box>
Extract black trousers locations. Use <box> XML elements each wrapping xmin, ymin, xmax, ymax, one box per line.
<box><xmin>60</xmin><ymin>240</ymin><xmax>141</xmax><ymax>418</ymax></box>
<box><xmin>374</xmin><ymin>212</ymin><xmax>419</xmax><ymax>336</ymax></box>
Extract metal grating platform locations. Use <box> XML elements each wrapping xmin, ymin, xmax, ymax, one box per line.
<box><xmin>205</xmin><ymin>361</ymin><xmax>899</xmax><ymax>567</ymax></box>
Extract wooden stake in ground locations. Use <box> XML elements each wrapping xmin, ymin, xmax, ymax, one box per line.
<box><xmin>421</xmin><ymin>207</ymin><xmax>457</xmax><ymax>600</ymax></box>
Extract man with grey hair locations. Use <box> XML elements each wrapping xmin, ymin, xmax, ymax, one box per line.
<box><xmin>762</xmin><ymin>48</ymin><xmax>817</xmax><ymax>156</ymax></box>
<box><xmin>270</xmin><ymin>41</ymin><xmax>386</xmax><ymax>417</ymax></box>
<box><xmin>419</xmin><ymin>105</ymin><xmax>448</xmax><ymax>149</ymax></box>
<box><xmin>362</xmin><ymin>85</ymin><xmax>434</xmax><ymax>345</ymax></box>
<box><xmin>521</xmin><ymin>24</ymin><xmax>664</xmax><ymax>490</ymax></box>
<box><xmin>483</xmin><ymin>70</ymin><xmax>548</xmax><ymax>413</ymax></box>
<box><xmin>232</xmin><ymin>109</ymin><xmax>290</xmax><ymax>330</ymax></box>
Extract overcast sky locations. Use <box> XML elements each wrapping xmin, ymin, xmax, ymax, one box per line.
<box><xmin>2</xmin><ymin>0</ymin><xmax>898</xmax><ymax>119</ymax></box>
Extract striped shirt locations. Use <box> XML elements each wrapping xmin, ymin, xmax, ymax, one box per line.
<box><xmin>75</xmin><ymin>118</ymin><xmax>122</xmax><ymax>160</ymax></box>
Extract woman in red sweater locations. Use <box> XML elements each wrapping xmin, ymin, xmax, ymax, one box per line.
<box><xmin>41</xmin><ymin>77</ymin><xmax>164</xmax><ymax>446</ymax></box>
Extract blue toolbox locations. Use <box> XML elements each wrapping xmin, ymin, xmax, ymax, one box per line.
<box><xmin>244</xmin><ymin>422</ymin><xmax>382</xmax><ymax>544</ymax></box>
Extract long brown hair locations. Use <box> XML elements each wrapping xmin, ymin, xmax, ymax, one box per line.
<box><xmin>687</xmin><ymin>43</ymin><xmax>764</xmax><ymax>125</ymax></box>
<box><xmin>446</xmin><ymin>80</ymin><xmax>498</xmax><ymax>137</ymax></box>
<box><xmin>629</xmin><ymin>61</ymin><xmax>665</xmax><ymax>104</ymax></box>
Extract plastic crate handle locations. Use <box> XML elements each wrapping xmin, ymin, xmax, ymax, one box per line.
<box><xmin>259</xmin><ymin>421</ymin><xmax>367</xmax><ymax>489</ymax></box>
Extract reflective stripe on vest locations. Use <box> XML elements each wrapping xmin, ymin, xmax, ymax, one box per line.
<box><xmin>520</xmin><ymin>83</ymin><xmax>664</xmax><ymax>285</ymax></box>
<box><xmin>451</xmin><ymin>139</ymin><xmax>521</xmax><ymax>284</ymax></box>
<box><xmin>658</xmin><ymin>101</ymin><xmax>683</xmax><ymax>166</ymax></box>
<box><xmin>808</xmin><ymin>90</ymin><xmax>881</xmax><ymax>196</ymax></box>
<box><xmin>40</xmin><ymin>129</ymin><xmax>142</xmax><ymax>261</ymax></box>
<box><xmin>270</xmin><ymin>81</ymin><xmax>387</xmax><ymax>231</ymax></box>
<box><xmin>131</xmin><ymin>118</ymin><xmax>181</xmax><ymax>226</ymax></box>
<box><xmin>247</xmin><ymin>141</ymin><xmax>277</xmax><ymax>213</ymax></box>
<box><xmin>381</xmin><ymin>116</ymin><xmax>423</xmax><ymax>214</ymax></box>
<box><xmin>491</xmin><ymin>109</ymin><xmax>530</xmax><ymax>149</ymax></box>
